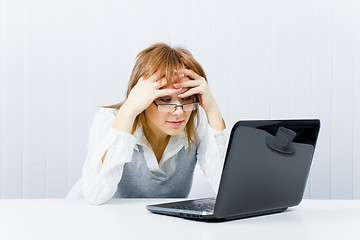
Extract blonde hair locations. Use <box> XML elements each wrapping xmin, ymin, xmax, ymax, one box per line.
<box><xmin>104</xmin><ymin>43</ymin><xmax>207</xmax><ymax>149</ymax></box>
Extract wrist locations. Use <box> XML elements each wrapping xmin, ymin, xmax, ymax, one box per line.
<box><xmin>204</xmin><ymin>101</ymin><xmax>221</xmax><ymax>118</ymax></box>
<box><xmin>204</xmin><ymin>105</ymin><xmax>226</xmax><ymax>131</ymax></box>
<box><xmin>121</xmin><ymin>100</ymin><xmax>139</xmax><ymax>119</ymax></box>
<box><xmin>112</xmin><ymin>103</ymin><xmax>137</xmax><ymax>133</ymax></box>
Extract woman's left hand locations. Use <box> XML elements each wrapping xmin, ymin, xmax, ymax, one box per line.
<box><xmin>174</xmin><ymin>69</ymin><xmax>217</xmax><ymax>113</ymax></box>
<box><xmin>175</xmin><ymin>68</ymin><xmax>226</xmax><ymax>131</ymax></box>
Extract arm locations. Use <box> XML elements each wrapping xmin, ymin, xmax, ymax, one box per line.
<box><xmin>99</xmin><ymin>102</ymin><xmax>137</xmax><ymax>164</ymax></box>
<box><xmin>203</xmin><ymin>99</ymin><xmax>226</xmax><ymax>132</ymax></box>
<box><xmin>81</xmin><ymin>108</ymin><xmax>137</xmax><ymax>205</ymax></box>
<box><xmin>195</xmin><ymin>108</ymin><xmax>230</xmax><ymax>193</ymax></box>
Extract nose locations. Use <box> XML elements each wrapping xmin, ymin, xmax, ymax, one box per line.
<box><xmin>171</xmin><ymin>104</ymin><xmax>184</xmax><ymax>115</ymax></box>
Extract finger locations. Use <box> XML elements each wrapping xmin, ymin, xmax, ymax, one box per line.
<box><xmin>177</xmin><ymin>87</ymin><xmax>201</xmax><ymax>98</ymax></box>
<box><xmin>177</xmin><ymin>68</ymin><xmax>200</xmax><ymax>80</ymax></box>
<box><xmin>178</xmin><ymin>87</ymin><xmax>190</xmax><ymax>95</ymax></box>
<box><xmin>177</xmin><ymin>75</ymin><xmax>191</xmax><ymax>83</ymax></box>
<box><xmin>174</xmin><ymin>79</ymin><xmax>203</xmax><ymax>89</ymax></box>
<box><xmin>155</xmin><ymin>77</ymin><xmax>168</xmax><ymax>88</ymax></box>
<box><xmin>157</xmin><ymin>88</ymin><xmax>182</xmax><ymax>97</ymax></box>
<box><xmin>147</xmin><ymin>72</ymin><xmax>161</xmax><ymax>82</ymax></box>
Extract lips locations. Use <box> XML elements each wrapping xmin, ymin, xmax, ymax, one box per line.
<box><xmin>167</xmin><ymin>121</ymin><xmax>184</xmax><ymax>126</ymax></box>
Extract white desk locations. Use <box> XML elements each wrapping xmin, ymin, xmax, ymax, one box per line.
<box><xmin>0</xmin><ymin>199</ymin><xmax>359</xmax><ymax>240</ymax></box>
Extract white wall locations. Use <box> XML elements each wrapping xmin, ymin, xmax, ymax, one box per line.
<box><xmin>0</xmin><ymin>0</ymin><xmax>359</xmax><ymax>199</ymax></box>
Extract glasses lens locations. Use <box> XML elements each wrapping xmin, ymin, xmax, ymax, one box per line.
<box><xmin>183</xmin><ymin>103</ymin><xmax>198</xmax><ymax>111</ymax></box>
<box><xmin>157</xmin><ymin>105</ymin><xmax>172</xmax><ymax>112</ymax></box>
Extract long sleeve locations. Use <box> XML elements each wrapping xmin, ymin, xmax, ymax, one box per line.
<box><xmin>81</xmin><ymin>108</ymin><xmax>137</xmax><ymax>205</ymax></box>
<box><xmin>196</xmin><ymin>108</ymin><xmax>230</xmax><ymax>194</ymax></box>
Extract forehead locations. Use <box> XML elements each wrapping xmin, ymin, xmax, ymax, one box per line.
<box><xmin>159</xmin><ymin>85</ymin><xmax>180</xmax><ymax>99</ymax></box>
<box><xmin>161</xmin><ymin>74</ymin><xmax>187</xmax><ymax>88</ymax></box>
<box><xmin>159</xmin><ymin>82</ymin><xmax>189</xmax><ymax>99</ymax></box>
<box><xmin>159</xmin><ymin>69</ymin><xmax>186</xmax><ymax>83</ymax></box>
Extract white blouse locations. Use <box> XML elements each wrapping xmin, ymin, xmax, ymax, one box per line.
<box><xmin>81</xmin><ymin>107</ymin><xmax>230</xmax><ymax>205</ymax></box>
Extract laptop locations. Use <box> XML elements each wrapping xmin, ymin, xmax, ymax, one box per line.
<box><xmin>146</xmin><ymin>119</ymin><xmax>321</xmax><ymax>222</ymax></box>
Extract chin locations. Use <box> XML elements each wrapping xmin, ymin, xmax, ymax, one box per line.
<box><xmin>164</xmin><ymin>127</ymin><xmax>184</xmax><ymax>136</ymax></box>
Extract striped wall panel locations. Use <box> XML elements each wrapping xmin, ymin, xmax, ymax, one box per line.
<box><xmin>0</xmin><ymin>0</ymin><xmax>359</xmax><ymax>199</ymax></box>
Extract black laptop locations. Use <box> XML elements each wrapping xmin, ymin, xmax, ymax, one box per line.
<box><xmin>146</xmin><ymin>119</ymin><xmax>321</xmax><ymax>222</ymax></box>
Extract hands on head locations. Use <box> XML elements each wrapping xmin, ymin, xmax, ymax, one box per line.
<box><xmin>123</xmin><ymin>68</ymin><xmax>217</xmax><ymax>121</ymax></box>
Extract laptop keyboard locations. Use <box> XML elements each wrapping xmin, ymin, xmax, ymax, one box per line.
<box><xmin>174</xmin><ymin>200</ymin><xmax>215</xmax><ymax>212</ymax></box>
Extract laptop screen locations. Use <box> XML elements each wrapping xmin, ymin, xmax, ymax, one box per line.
<box><xmin>214</xmin><ymin>120</ymin><xmax>320</xmax><ymax>218</ymax></box>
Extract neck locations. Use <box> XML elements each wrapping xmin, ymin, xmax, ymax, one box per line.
<box><xmin>143</xmin><ymin>115</ymin><xmax>170</xmax><ymax>148</ymax></box>
<box><xmin>147</xmin><ymin>128</ymin><xmax>170</xmax><ymax>147</ymax></box>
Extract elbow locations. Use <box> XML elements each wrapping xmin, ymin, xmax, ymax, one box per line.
<box><xmin>83</xmin><ymin>194</ymin><xmax>107</xmax><ymax>205</ymax></box>
<box><xmin>82</xmin><ymin>182</ymin><xmax>111</xmax><ymax>205</ymax></box>
<box><xmin>86</xmin><ymin>199</ymin><xmax>108</xmax><ymax>206</ymax></box>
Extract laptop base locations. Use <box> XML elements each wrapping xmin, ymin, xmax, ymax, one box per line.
<box><xmin>147</xmin><ymin>205</ymin><xmax>288</xmax><ymax>222</ymax></box>
<box><xmin>212</xmin><ymin>207</ymin><xmax>288</xmax><ymax>222</ymax></box>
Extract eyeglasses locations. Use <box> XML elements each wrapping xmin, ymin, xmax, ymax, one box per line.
<box><xmin>153</xmin><ymin>96</ymin><xmax>200</xmax><ymax>113</ymax></box>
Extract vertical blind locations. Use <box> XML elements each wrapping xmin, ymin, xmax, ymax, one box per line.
<box><xmin>0</xmin><ymin>0</ymin><xmax>359</xmax><ymax>199</ymax></box>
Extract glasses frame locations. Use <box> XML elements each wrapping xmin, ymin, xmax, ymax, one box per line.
<box><xmin>153</xmin><ymin>95</ymin><xmax>200</xmax><ymax>112</ymax></box>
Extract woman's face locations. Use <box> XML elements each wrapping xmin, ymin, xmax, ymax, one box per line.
<box><xmin>144</xmin><ymin>83</ymin><xmax>194</xmax><ymax>138</ymax></box>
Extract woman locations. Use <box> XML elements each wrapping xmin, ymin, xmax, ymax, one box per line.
<box><xmin>82</xmin><ymin>43</ymin><xmax>229</xmax><ymax>205</ymax></box>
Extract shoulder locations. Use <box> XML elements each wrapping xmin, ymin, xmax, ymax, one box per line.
<box><xmin>90</xmin><ymin>107</ymin><xmax>119</xmax><ymax>129</ymax></box>
<box><xmin>94</xmin><ymin>107</ymin><xmax>118</xmax><ymax>119</ymax></box>
<box><xmin>97</xmin><ymin>107</ymin><xmax>118</xmax><ymax>116</ymax></box>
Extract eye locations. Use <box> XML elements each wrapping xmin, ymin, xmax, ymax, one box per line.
<box><xmin>160</xmin><ymin>97</ymin><xmax>171</xmax><ymax>103</ymax></box>
<box><xmin>181</xmin><ymin>97</ymin><xmax>192</xmax><ymax>102</ymax></box>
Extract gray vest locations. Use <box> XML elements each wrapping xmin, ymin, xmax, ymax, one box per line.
<box><xmin>113</xmin><ymin>144</ymin><xmax>197</xmax><ymax>198</ymax></box>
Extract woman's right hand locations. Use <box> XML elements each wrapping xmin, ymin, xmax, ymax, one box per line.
<box><xmin>121</xmin><ymin>72</ymin><xmax>182</xmax><ymax>117</ymax></box>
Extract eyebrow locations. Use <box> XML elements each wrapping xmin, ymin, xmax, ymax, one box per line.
<box><xmin>159</xmin><ymin>95</ymin><xmax>192</xmax><ymax>100</ymax></box>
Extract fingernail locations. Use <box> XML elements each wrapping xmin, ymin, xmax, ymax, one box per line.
<box><xmin>173</xmin><ymin>83</ymin><xmax>180</xmax><ymax>88</ymax></box>
<box><xmin>178</xmin><ymin>94</ymin><xmax>183</xmax><ymax>97</ymax></box>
